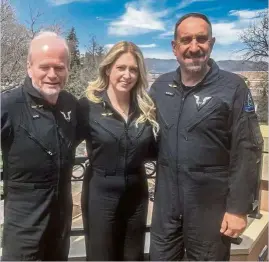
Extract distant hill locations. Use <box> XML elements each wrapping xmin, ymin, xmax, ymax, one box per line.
<box><xmin>145</xmin><ymin>58</ymin><xmax>268</xmax><ymax>73</ymax></box>
<box><xmin>216</xmin><ymin>60</ymin><xmax>267</xmax><ymax>72</ymax></box>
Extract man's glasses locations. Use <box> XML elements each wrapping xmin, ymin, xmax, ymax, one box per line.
<box><xmin>176</xmin><ymin>35</ymin><xmax>211</xmax><ymax>46</ymax></box>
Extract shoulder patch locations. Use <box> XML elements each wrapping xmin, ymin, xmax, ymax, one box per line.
<box><xmin>244</xmin><ymin>90</ymin><xmax>255</xmax><ymax>112</ymax></box>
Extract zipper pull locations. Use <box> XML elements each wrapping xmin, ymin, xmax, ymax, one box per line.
<box><xmin>47</xmin><ymin>150</ymin><xmax>54</xmax><ymax>156</ymax></box>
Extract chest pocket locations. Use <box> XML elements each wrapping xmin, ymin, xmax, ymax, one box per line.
<box><xmin>10</xmin><ymin>101</ymin><xmax>56</xmax><ymax>157</ymax></box>
<box><xmin>90</xmin><ymin>118</ymin><xmax>119</xmax><ymax>143</ymax></box>
<box><xmin>157</xmin><ymin>108</ymin><xmax>176</xmax><ymax>131</ymax></box>
<box><xmin>128</xmin><ymin>122</ymin><xmax>153</xmax><ymax>147</ymax></box>
<box><xmin>156</xmin><ymin>91</ymin><xmax>180</xmax><ymax>131</ymax></box>
<box><xmin>20</xmin><ymin>124</ymin><xmax>56</xmax><ymax>157</ymax></box>
<box><xmin>185</xmin><ymin>97</ymin><xmax>229</xmax><ymax>132</ymax></box>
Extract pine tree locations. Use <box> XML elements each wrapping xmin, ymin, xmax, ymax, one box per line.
<box><xmin>66</xmin><ymin>27</ymin><xmax>80</xmax><ymax>69</ymax></box>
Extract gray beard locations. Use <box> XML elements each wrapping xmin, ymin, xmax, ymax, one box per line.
<box><xmin>40</xmin><ymin>91</ymin><xmax>59</xmax><ymax>105</ymax></box>
<box><xmin>184</xmin><ymin>60</ymin><xmax>207</xmax><ymax>73</ymax></box>
<box><xmin>32</xmin><ymin>82</ymin><xmax>59</xmax><ymax>105</ymax></box>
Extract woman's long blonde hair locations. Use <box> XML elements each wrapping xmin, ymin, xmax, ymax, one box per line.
<box><xmin>86</xmin><ymin>41</ymin><xmax>159</xmax><ymax>137</ymax></box>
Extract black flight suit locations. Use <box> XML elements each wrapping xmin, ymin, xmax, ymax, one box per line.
<box><xmin>149</xmin><ymin>59</ymin><xmax>263</xmax><ymax>261</ymax></box>
<box><xmin>78</xmin><ymin>91</ymin><xmax>155</xmax><ymax>261</ymax></box>
<box><xmin>1</xmin><ymin>77</ymin><xmax>78</xmax><ymax>260</ymax></box>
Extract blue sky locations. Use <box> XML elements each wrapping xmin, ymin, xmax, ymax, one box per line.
<box><xmin>10</xmin><ymin>0</ymin><xmax>267</xmax><ymax>61</ymax></box>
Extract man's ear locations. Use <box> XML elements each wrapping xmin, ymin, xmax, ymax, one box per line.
<box><xmin>171</xmin><ymin>40</ymin><xmax>177</xmax><ymax>56</ymax></box>
<box><xmin>27</xmin><ymin>61</ymin><xmax>32</xmax><ymax>78</ymax></box>
<box><xmin>210</xmin><ymin>37</ymin><xmax>216</xmax><ymax>49</ymax></box>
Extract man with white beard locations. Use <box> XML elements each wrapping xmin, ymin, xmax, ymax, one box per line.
<box><xmin>1</xmin><ymin>32</ymin><xmax>78</xmax><ymax>260</ymax></box>
<box><xmin>149</xmin><ymin>13</ymin><xmax>263</xmax><ymax>261</ymax></box>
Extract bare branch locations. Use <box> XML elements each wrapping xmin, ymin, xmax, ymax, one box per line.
<box><xmin>239</xmin><ymin>10</ymin><xmax>268</xmax><ymax>63</ymax></box>
<box><xmin>1</xmin><ymin>1</ymin><xmax>64</xmax><ymax>89</ymax></box>
<box><xmin>25</xmin><ymin>4</ymin><xmax>44</xmax><ymax>39</ymax></box>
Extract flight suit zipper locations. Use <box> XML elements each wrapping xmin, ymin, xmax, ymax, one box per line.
<box><xmin>174</xmin><ymin>85</ymin><xmax>198</xmax><ymax>215</ymax></box>
<box><xmin>52</xmin><ymin>115</ymin><xmax>61</xmax><ymax>200</ymax></box>
<box><xmin>102</xmin><ymin>101</ymin><xmax>130</xmax><ymax>182</ymax></box>
<box><xmin>124</xmin><ymin>124</ymin><xmax>128</xmax><ymax>185</ymax></box>
<box><xmin>174</xmin><ymin>82</ymin><xmax>204</xmax><ymax>216</ymax></box>
<box><xmin>173</xmin><ymin>93</ymin><xmax>186</xmax><ymax>214</ymax></box>
<box><xmin>20</xmin><ymin>125</ymin><xmax>55</xmax><ymax>157</ymax></box>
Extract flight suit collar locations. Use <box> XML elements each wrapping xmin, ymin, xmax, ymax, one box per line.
<box><xmin>99</xmin><ymin>89</ymin><xmax>138</xmax><ymax>117</ymax></box>
<box><xmin>23</xmin><ymin>76</ymin><xmax>44</xmax><ymax>100</ymax></box>
<box><xmin>173</xmin><ymin>58</ymin><xmax>220</xmax><ymax>90</ymax></box>
<box><xmin>23</xmin><ymin>76</ymin><xmax>59</xmax><ymax>110</ymax></box>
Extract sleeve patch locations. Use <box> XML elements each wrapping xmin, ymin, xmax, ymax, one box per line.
<box><xmin>244</xmin><ymin>90</ymin><xmax>255</xmax><ymax>112</ymax></box>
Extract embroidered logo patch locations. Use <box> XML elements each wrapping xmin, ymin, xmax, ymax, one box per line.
<box><xmin>60</xmin><ymin>111</ymin><xmax>71</xmax><ymax>122</ymax></box>
<box><xmin>194</xmin><ymin>95</ymin><xmax>212</xmax><ymax>111</ymax></box>
<box><xmin>244</xmin><ymin>90</ymin><xmax>255</xmax><ymax>112</ymax></box>
<box><xmin>165</xmin><ymin>91</ymin><xmax>174</xmax><ymax>96</ymax></box>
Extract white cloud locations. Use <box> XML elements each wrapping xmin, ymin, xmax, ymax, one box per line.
<box><xmin>229</xmin><ymin>9</ymin><xmax>267</xmax><ymax>19</ymax></box>
<box><xmin>158</xmin><ymin>30</ymin><xmax>173</xmax><ymax>38</ymax></box>
<box><xmin>108</xmin><ymin>2</ymin><xmax>166</xmax><ymax>36</ymax></box>
<box><xmin>47</xmin><ymin>0</ymin><xmax>93</xmax><ymax>5</ymax></box>
<box><xmin>212</xmin><ymin>8</ymin><xmax>267</xmax><ymax>45</ymax></box>
<box><xmin>177</xmin><ymin>0</ymin><xmax>215</xmax><ymax>10</ymax></box>
<box><xmin>143</xmin><ymin>51</ymin><xmax>175</xmax><ymax>59</ymax></box>
<box><xmin>138</xmin><ymin>44</ymin><xmax>157</xmax><ymax>48</ymax></box>
<box><xmin>105</xmin><ymin>43</ymin><xmax>157</xmax><ymax>50</ymax></box>
<box><xmin>212</xmin><ymin>22</ymin><xmax>241</xmax><ymax>45</ymax></box>
<box><xmin>104</xmin><ymin>44</ymin><xmax>114</xmax><ymax>50</ymax></box>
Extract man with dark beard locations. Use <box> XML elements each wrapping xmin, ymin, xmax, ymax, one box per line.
<box><xmin>149</xmin><ymin>13</ymin><xmax>263</xmax><ymax>261</ymax></box>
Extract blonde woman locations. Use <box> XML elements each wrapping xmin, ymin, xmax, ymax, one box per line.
<box><xmin>77</xmin><ymin>41</ymin><xmax>159</xmax><ymax>260</ymax></box>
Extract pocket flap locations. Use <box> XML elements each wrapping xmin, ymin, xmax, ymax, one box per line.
<box><xmin>185</xmin><ymin>99</ymin><xmax>220</xmax><ymax>132</ymax></box>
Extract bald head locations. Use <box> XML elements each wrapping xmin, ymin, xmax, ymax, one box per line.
<box><xmin>27</xmin><ymin>32</ymin><xmax>70</xmax><ymax>105</ymax></box>
<box><xmin>28</xmin><ymin>32</ymin><xmax>70</xmax><ymax>67</ymax></box>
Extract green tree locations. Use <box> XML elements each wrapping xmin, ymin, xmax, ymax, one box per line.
<box><xmin>66</xmin><ymin>64</ymin><xmax>85</xmax><ymax>98</ymax></box>
<box><xmin>81</xmin><ymin>36</ymin><xmax>106</xmax><ymax>85</ymax></box>
<box><xmin>66</xmin><ymin>27</ymin><xmax>80</xmax><ymax>69</ymax></box>
<box><xmin>65</xmin><ymin>36</ymin><xmax>106</xmax><ymax>98</ymax></box>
